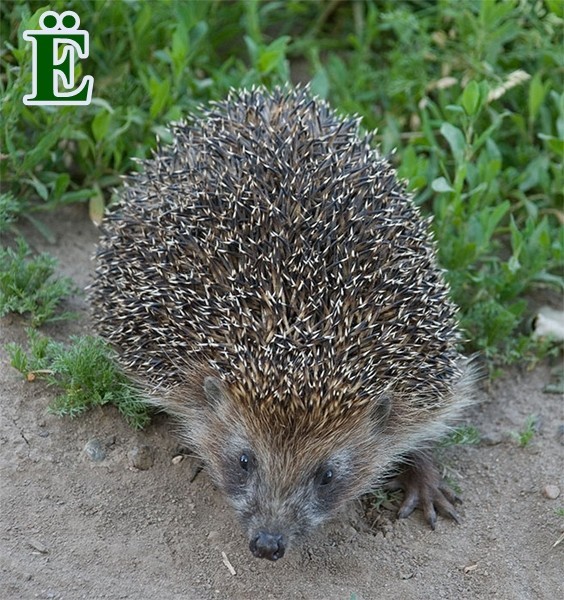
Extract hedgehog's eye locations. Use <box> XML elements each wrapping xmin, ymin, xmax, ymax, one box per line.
<box><xmin>319</xmin><ymin>468</ymin><xmax>334</xmax><ymax>486</ymax></box>
<box><xmin>239</xmin><ymin>453</ymin><xmax>250</xmax><ymax>472</ymax></box>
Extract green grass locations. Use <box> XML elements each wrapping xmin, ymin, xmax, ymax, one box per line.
<box><xmin>7</xmin><ymin>329</ymin><xmax>151</xmax><ymax>429</ymax></box>
<box><xmin>440</xmin><ymin>425</ymin><xmax>481</xmax><ymax>447</ymax></box>
<box><xmin>1</xmin><ymin>0</ymin><xmax>563</xmax><ymax>366</ymax></box>
<box><xmin>0</xmin><ymin>239</ymin><xmax>76</xmax><ymax>326</ymax></box>
<box><xmin>364</xmin><ymin>487</ymin><xmax>403</xmax><ymax>512</ymax></box>
<box><xmin>510</xmin><ymin>414</ymin><xmax>539</xmax><ymax>447</ymax></box>
<box><xmin>0</xmin><ymin>192</ymin><xmax>20</xmax><ymax>233</ymax></box>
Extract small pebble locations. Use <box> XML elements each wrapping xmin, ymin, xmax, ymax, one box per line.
<box><xmin>480</xmin><ymin>432</ymin><xmax>503</xmax><ymax>446</ymax></box>
<box><xmin>83</xmin><ymin>439</ymin><xmax>106</xmax><ymax>462</ymax></box>
<box><xmin>542</xmin><ymin>484</ymin><xmax>560</xmax><ymax>500</ymax></box>
<box><xmin>127</xmin><ymin>445</ymin><xmax>154</xmax><ymax>470</ymax></box>
<box><xmin>207</xmin><ymin>531</ymin><xmax>221</xmax><ymax>545</ymax></box>
<box><xmin>345</xmin><ymin>525</ymin><xmax>358</xmax><ymax>540</ymax></box>
<box><xmin>28</xmin><ymin>539</ymin><xmax>48</xmax><ymax>554</ymax></box>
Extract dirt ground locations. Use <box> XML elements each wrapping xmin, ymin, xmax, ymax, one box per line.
<box><xmin>1</xmin><ymin>205</ymin><xmax>563</xmax><ymax>600</ymax></box>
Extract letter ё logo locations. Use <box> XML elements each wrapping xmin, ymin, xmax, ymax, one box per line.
<box><xmin>23</xmin><ymin>10</ymin><xmax>94</xmax><ymax>106</ymax></box>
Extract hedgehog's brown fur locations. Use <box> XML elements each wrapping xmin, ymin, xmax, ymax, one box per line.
<box><xmin>91</xmin><ymin>86</ymin><xmax>474</xmax><ymax>561</ymax></box>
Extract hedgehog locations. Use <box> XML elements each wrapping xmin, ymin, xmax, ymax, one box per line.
<box><xmin>91</xmin><ymin>86</ymin><xmax>475</xmax><ymax>561</ymax></box>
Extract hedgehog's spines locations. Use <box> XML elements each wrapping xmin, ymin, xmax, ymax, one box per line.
<box><xmin>91</xmin><ymin>86</ymin><xmax>465</xmax><ymax>434</ymax></box>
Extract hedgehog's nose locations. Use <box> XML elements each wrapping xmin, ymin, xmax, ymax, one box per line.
<box><xmin>250</xmin><ymin>531</ymin><xmax>286</xmax><ymax>561</ymax></box>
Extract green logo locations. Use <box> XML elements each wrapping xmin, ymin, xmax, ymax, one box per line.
<box><xmin>23</xmin><ymin>10</ymin><xmax>94</xmax><ymax>106</ymax></box>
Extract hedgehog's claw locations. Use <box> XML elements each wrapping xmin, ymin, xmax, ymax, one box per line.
<box><xmin>385</xmin><ymin>451</ymin><xmax>461</xmax><ymax>529</ymax></box>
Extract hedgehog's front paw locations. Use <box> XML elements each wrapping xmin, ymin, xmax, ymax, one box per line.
<box><xmin>385</xmin><ymin>451</ymin><xmax>461</xmax><ymax>530</ymax></box>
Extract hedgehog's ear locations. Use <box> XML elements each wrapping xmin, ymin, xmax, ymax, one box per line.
<box><xmin>203</xmin><ymin>376</ymin><xmax>229</xmax><ymax>408</ymax></box>
<box><xmin>371</xmin><ymin>393</ymin><xmax>392</xmax><ymax>428</ymax></box>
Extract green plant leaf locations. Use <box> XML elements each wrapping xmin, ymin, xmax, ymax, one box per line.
<box><xmin>92</xmin><ymin>110</ymin><xmax>112</xmax><ymax>143</ymax></box>
<box><xmin>432</xmin><ymin>177</ymin><xmax>454</xmax><ymax>193</ymax></box>
<box><xmin>462</xmin><ymin>81</ymin><xmax>480</xmax><ymax>116</ymax></box>
<box><xmin>440</xmin><ymin>123</ymin><xmax>466</xmax><ymax>165</ymax></box>
<box><xmin>528</xmin><ymin>73</ymin><xmax>547</xmax><ymax>123</ymax></box>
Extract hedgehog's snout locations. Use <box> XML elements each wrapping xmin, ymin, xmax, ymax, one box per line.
<box><xmin>249</xmin><ymin>531</ymin><xmax>286</xmax><ymax>561</ymax></box>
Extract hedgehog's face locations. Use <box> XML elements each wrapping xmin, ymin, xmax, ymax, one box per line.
<box><xmin>221</xmin><ymin>442</ymin><xmax>358</xmax><ymax>561</ymax></box>
<box><xmin>197</xmin><ymin>377</ymin><xmax>386</xmax><ymax>561</ymax></box>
